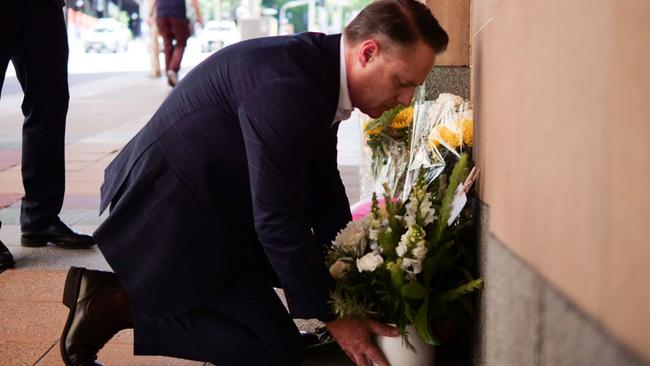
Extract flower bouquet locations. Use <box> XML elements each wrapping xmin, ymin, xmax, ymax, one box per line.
<box><xmin>363</xmin><ymin>105</ymin><xmax>414</xmax><ymax>199</ymax></box>
<box><xmin>328</xmin><ymin>154</ymin><xmax>483</xmax><ymax>351</ymax></box>
<box><xmin>403</xmin><ymin>90</ymin><xmax>474</xmax><ymax>201</ymax></box>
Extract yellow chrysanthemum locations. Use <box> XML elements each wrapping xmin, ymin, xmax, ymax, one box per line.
<box><xmin>428</xmin><ymin>124</ymin><xmax>460</xmax><ymax>150</ymax></box>
<box><xmin>461</xmin><ymin>118</ymin><xmax>473</xmax><ymax>146</ymax></box>
<box><xmin>390</xmin><ymin>106</ymin><xmax>413</xmax><ymax>129</ymax></box>
<box><xmin>364</xmin><ymin>120</ymin><xmax>384</xmax><ymax>135</ymax></box>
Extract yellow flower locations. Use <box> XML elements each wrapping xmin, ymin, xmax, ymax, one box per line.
<box><xmin>461</xmin><ymin>118</ymin><xmax>473</xmax><ymax>146</ymax></box>
<box><xmin>390</xmin><ymin>106</ymin><xmax>413</xmax><ymax>129</ymax></box>
<box><xmin>428</xmin><ymin>124</ymin><xmax>460</xmax><ymax>150</ymax></box>
<box><xmin>364</xmin><ymin>120</ymin><xmax>384</xmax><ymax>135</ymax></box>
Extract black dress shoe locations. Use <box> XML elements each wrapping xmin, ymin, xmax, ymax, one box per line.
<box><xmin>60</xmin><ymin>267</ymin><xmax>129</xmax><ymax>366</ymax></box>
<box><xmin>22</xmin><ymin>220</ymin><xmax>94</xmax><ymax>249</ymax></box>
<box><xmin>300</xmin><ymin>330</ymin><xmax>320</xmax><ymax>347</ymax></box>
<box><xmin>0</xmin><ymin>239</ymin><xmax>15</xmax><ymax>271</ymax></box>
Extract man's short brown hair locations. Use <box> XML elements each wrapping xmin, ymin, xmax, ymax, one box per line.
<box><xmin>344</xmin><ymin>0</ymin><xmax>449</xmax><ymax>54</ymax></box>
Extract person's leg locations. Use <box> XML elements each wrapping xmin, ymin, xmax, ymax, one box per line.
<box><xmin>0</xmin><ymin>1</ymin><xmax>21</xmax><ymax>270</ymax></box>
<box><xmin>11</xmin><ymin>1</ymin><xmax>68</xmax><ymax>231</ymax></box>
<box><xmin>61</xmin><ymin>266</ymin><xmax>303</xmax><ymax>366</ymax></box>
<box><xmin>133</xmin><ymin>274</ymin><xmax>304</xmax><ymax>366</ymax></box>
<box><xmin>167</xmin><ymin>17</ymin><xmax>190</xmax><ymax>73</ymax></box>
<box><xmin>149</xmin><ymin>21</ymin><xmax>161</xmax><ymax>77</ymax></box>
<box><xmin>156</xmin><ymin>17</ymin><xmax>174</xmax><ymax>72</ymax></box>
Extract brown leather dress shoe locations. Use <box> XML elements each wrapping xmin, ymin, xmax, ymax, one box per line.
<box><xmin>60</xmin><ymin>267</ymin><xmax>131</xmax><ymax>366</ymax></box>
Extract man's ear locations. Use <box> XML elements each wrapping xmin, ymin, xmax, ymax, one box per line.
<box><xmin>358</xmin><ymin>40</ymin><xmax>379</xmax><ymax>67</ymax></box>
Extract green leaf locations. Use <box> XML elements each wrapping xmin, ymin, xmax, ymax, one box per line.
<box><xmin>414</xmin><ymin>298</ymin><xmax>440</xmax><ymax>346</ymax></box>
<box><xmin>434</xmin><ymin>153</ymin><xmax>470</xmax><ymax>242</ymax></box>
<box><xmin>401</xmin><ymin>280</ymin><xmax>426</xmax><ymax>300</ymax></box>
<box><xmin>387</xmin><ymin>261</ymin><xmax>405</xmax><ymax>291</ymax></box>
<box><xmin>440</xmin><ymin>279</ymin><xmax>484</xmax><ymax>304</ymax></box>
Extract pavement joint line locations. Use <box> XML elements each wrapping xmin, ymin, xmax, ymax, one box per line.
<box><xmin>31</xmin><ymin>340</ymin><xmax>57</xmax><ymax>366</ymax></box>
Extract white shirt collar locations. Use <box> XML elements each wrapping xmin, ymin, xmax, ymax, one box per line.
<box><xmin>333</xmin><ymin>35</ymin><xmax>353</xmax><ymax>124</ymax></box>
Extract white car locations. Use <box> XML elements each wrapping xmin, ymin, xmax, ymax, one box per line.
<box><xmin>84</xmin><ymin>19</ymin><xmax>131</xmax><ymax>53</ymax></box>
<box><xmin>199</xmin><ymin>20</ymin><xmax>240</xmax><ymax>53</ymax></box>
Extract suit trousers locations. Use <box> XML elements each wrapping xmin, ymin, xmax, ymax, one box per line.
<box><xmin>131</xmin><ymin>271</ymin><xmax>305</xmax><ymax>366</ymax></box>
<box><xmin>0</xmin><ymin>0</ymin><xmax>68</xmax><ymax>231</ymax></box>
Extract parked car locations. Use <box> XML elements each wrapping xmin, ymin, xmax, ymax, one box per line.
<box><xmin>84</xmin><ymin>18</ymin><xmax>131</xmax><ymax>53</ymax></box>
<box><xmin>199</xmin><ymin>20</ymin><xmax>240</xmax><ymax>53</ymax></box>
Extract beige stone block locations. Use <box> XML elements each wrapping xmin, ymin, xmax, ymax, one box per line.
<box><xmin>426</xmin><ymin>0</ymin><xmax>470</xmax><ymax>66</ymax></box>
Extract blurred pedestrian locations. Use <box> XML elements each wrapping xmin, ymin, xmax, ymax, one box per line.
<box><xmin>0</xmin><ymin>0</ymin><xmax>95</xmax><ymax>271</ymax></box>
<box><xmin>152</xmin><ymin>0</ymin><xmax>203</xmax><ymax>87</ymax></box>
<box><xmin>148</xmin><ymin>0</ymin><xmax>162</xmax><ymax>78</ymax></box>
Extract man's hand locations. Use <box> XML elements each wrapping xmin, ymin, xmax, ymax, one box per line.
<box><xmin>325</xmin><ymin>318</ymin><xmax>399</xmax><ymax>366</ymax></box>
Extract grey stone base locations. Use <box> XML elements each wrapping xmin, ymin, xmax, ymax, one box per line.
<box><xmin>475</xmin><ymin>203</ymin><xmax>648</xmax><ymax>366</ymax></box>
<box><xmin>425</xmin><ymin>66</ymin><xmax>471</xmax><ymax>101</ymax></box>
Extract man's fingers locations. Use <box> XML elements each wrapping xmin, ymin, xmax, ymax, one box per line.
<box><xmin>365</xmin><ymin>345</ymin><xmax>390</xmax><ymax>366</ymax></box>
<box><xmin>367</xmin><ymin>319</ymin><xmax>399</xmax><ymax>337</ymax></box>
<box><xmin>350</xmin><ymin>351</ymin><xmax>369</xmax><ymax>366</ymax></box>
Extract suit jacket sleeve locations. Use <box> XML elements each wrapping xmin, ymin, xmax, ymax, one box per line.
<box><xmin>308</xmin><ymin>122</ymin><xmax>352</xmax><ymax>254</ymax></box>
<box><xmin>237</xmin><ymin>79</ymin><xmax>339</xmax><ymax>320</ymax></box>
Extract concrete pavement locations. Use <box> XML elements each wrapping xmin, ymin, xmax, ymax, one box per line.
<box><xmin>0</xmin><ymin>66</ymin><xmax>360</xmax><ymax>365</ymax></box>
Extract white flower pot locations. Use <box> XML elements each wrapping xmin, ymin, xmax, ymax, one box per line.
<box><xmin>374</xmin><ymin>324</ymin><xmax>435</xmax><ymax>366</ymax></box>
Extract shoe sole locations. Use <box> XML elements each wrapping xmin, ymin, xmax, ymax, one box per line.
<box><xmin>0</xmin><ymin>261</ymin><xmax>15</xmax><ymax>271</ymax></box>
<box><xmin>21</xmin><ymin>236</ymin><xmax>95</xmax><ymax>249</ymax></box>
<box><xmin>60</xmin><ymin>266</ymin><xmax>86</xmax><ymax>366</ymax></box>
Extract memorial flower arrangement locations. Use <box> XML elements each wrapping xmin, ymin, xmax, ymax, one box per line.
<box><xmin>328</xmin><ymin>153</ymin><xmax>482</xmax><ymax>347</ymax></box>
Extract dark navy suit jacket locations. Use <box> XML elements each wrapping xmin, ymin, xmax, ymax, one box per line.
<box><xmin>94</xmin><ymin>33</ymin><xmax>352</xmax><ymax>321</ymax></box>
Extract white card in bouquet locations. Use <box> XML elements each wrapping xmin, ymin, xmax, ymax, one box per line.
<box><xmin>448</xmin><ymin>183</ymin><xmax>467</xmax><ymax>226</ymax></box>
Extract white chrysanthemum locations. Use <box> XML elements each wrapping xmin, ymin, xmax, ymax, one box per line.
<box><xmin>356</xmin><ymin>252</ymin><xmax>384</xmax><ymax>272</ymax></box>
<box><xmin>401</xmin><ymin>257</ymin><xmax>423</xmax><ymax>276</ymax></box>
<box><xmin>332</xmin><ymin>220</ymin><xmax>367</xmax><ymax>255</ymax></box>
<box><xmin>329</xmin><ymin>259</ymin><xmax>350</xmax><ymax>280</ymax></box>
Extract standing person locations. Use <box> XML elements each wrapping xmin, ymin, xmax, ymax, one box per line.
<box><xmin>152</xmin><ymin>0</ymin><xmax>202</xmax><ymax>87</ymax></box>
<box><xmin>58</xmin><ymin>0</ymin><xmax>448</xmax><ymax>365</ymax></box>
<box><xmin>0</xmin><ymin>0</ymin><xmax>95</xmax><ymax>271</ymax></box>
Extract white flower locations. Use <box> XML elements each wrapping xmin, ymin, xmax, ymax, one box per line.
<box><xmin>332</xmin><ymin>220</ymin><xmax>367</xmax><ymax>255</ymax></box>
<box><xmin>401</xmin><ymin>257</ymin><xmax>423</xmax><ymax>276</ymax></box>
<box><xmin>356</xmin><ymin>252</ymin><xmax>384</xmax><ymax>272</ymax></box>
<box><xmin>411</xmin><ymin>244</ymin><xmax>428</xmax><ymax>261</ymax></box>
<box><xmin>396</xmin><ymin>240</ymin><xmax>408</xmax><ymax>257</ymax></box>
<box><xmin>329</xmin><ymin>259</ymin><xmax>350</xmax><ymax>280</ymax></box>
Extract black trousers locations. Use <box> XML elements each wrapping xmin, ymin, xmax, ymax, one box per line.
<box><xmin>131</xmin><ymin>273</ymin><xmax>305</xmax><ymax>366</ymax></box>
<box><xmin>0</xmin><ymin>0</ymin><xmax>68</xmax><ymax>230</ymax></box>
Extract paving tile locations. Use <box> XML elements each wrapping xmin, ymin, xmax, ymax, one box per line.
<box><xmin>0</xmin><ymin>340</ymin><xmax>55</xmax><ymax>366</ymax></box>
<box><xmin>61</xmin><ymin>195</ymin><xmax>101</xmax><ymax>210</ymax></box>
<box><xmin>0</xmin><ymin>180</ymin><xmax>23</xmax><ymax>195</ymax></box>
<box><xmin>65</xmin><ymin>181</ymin><xmax>102</xmax><ymax>195</ymax></box>
<box><xmin>66</xmin><ymin>170</ymin><xmax>107</xmax><ymax>183</ymax></box>
<box><xmin>0</xmin><ymin>160</ymin><xmax>19</xmax><ymax>172</ymax></box>
<box><xmin>0</xmin><ymin>223</ymin><xmax>21</xmax><ymax>246</ymax></box>
<box><xmin>36</xmin><ymin>343</ymin><xmax>204</xmax><ymax>366</ymax></box>
<box><xmin>0</xmin><ymin>169</ymin><xmax>23</xmax><ymax>184</ymax></box>
<box><xmin>0</xmin><ymin>149</ymin><xmax>21</xmax><ymax>163</ymax></box>
<box><xmin>6</xmin><ymin>246</ymin><xmax>111</xmax><ymax>271</ymax></box>
<box><xmin>0</xmin><ymin>207</ymin><xmax>20</xmax><ymax>225</ymax></box>
<box><xmin>64</xmin><ymin>161</ymin><xmax>92</xmax><ymax>172</ymax></box>
<box><xmin>0</xmin><ymin>193</ymin><xmax>21</xmax><ymax>209</ymax></box>
<box><xmin>0</xmin><ymin>270</ymin><xmax>66</xmax><ymax>302</ymax></box>
<box><xmin>0</xmin><ymin>300</ymin><xmax>67</xmax><ymax>342</ymax></box>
